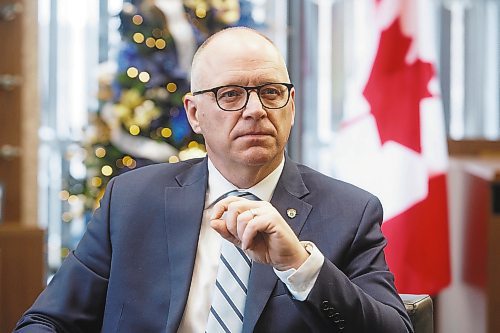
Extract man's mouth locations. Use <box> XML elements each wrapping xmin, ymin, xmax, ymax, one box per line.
<box><xmin>236</xmin><ymin>132</ymin><xmax>273</xmax><ymax>139</ymax></box>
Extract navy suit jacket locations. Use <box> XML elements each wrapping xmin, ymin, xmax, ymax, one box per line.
<box><xmin>16</xmin><ymin>157</ymin><xmax>413</xmax><ymax>332</ymax></box>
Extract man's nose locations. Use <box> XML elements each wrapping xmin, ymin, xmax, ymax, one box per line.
<box><xmin>242</xmin><ymin>91</ymin><xmax>266</xmax><ymax>118</ymax></box>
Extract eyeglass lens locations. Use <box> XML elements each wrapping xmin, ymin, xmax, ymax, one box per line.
<box><xmin>216</xmin><ymin>83</ymin><xmax>290</xmax><ymax>111</ymax></box>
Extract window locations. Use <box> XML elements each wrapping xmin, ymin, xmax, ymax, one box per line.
<box><xmin>287</xmin><ymin>0</ymin><xmax>499</xmax><ymax>171</ymax></box>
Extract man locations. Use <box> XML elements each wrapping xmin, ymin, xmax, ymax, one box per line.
<box><xmin>16</xmin><ymin>28</ymin><xmax>413</xmax><ymax>332</ymax></box>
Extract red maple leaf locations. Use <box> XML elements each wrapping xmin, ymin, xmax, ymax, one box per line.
<box><xmin>363</xmin><ymin>17</ymin><xmax>434</xmax><ymax>153</ymax></box>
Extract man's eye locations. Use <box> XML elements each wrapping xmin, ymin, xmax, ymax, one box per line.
<box><xmin>220</xmin><ymin>90</ymin><xmax>241</xmax><ymax>98</ymax></box>
<box><xmin>261</xmin><ymin>87</ymin><xmax>281</xmax><ymax>96</ymax></box>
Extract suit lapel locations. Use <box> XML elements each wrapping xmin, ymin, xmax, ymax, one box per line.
<box><xmin>242</xmin><ymin>158</ymin><xmax>312</xmax><ymax>333</ymax></box>
<box><xmin>164</xmin><ymin>159</ymin><xmax>208</xmax><ymax>332</ymax></box>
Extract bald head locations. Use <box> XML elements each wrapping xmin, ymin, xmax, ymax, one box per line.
<box><xmin>190</xmin><ymin>27</ymin><xmax>290</xmax><ymax>91</ymax></box>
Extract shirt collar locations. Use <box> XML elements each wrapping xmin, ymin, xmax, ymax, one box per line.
<box><xmin>206</xmin><ymin>156</ymin><xmax>285</xmax><ymax>207</ymax></box>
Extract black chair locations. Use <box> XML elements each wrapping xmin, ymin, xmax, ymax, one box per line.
<box><xmin>400</xmin><ymin>294</ymin><xmax>433</xmax><ymax>333</ymax></box>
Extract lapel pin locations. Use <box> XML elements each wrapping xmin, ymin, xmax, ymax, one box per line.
<box><xmin>287</xmin><ymin>208</ymin><xmax>297</xmax><ymax>219</ymax></box>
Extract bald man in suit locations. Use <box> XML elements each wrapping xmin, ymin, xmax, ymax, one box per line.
<box><xmin>16</xmin><ymin>27</ymin><xmax>413</xmax><ymax>333</ymax></box>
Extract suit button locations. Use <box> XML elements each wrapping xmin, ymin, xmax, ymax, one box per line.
<box><xmin>327</xmin><ymin>308</ymin><xmax>336</xmax><ymax>318</ymax></box>
<box><xmin>321</xmin><ymin>300</ymin><xmax>331</xmax><ymax>311</ymax></box>
<box><xmin>337</xmin><ymin>319</ymin><xmax>345</xmax><ymax>330</ymax></box>
<box><xmin>332</xmin><ymin>313</ymin><xmax>341</xmax><ymax>322</ymax></box>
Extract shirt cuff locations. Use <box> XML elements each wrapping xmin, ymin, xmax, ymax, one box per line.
<box><xmin>273</xmin><ymin>241</ymin><xmax>325</xmax><ymax>301</ymax></box>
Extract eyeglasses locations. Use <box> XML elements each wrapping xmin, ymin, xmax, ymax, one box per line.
<box><xmin>191</xmin><ymin>82</ymin><xmax>294</xmax><ymax>112</ymax></box>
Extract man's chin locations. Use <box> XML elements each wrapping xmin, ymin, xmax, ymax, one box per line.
<box><xmin>239</xmin><ymin>147</ymin><xmax>281</xmax><ymax>166</ymax></box>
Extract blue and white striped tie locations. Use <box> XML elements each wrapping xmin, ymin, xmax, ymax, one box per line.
<box><xmin>206</xmin><ymin>191</ymin><xmax>260</xmax><ymax>333</ymax></box>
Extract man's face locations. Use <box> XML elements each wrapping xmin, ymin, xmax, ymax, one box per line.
<box><xmin>185</xmin><ymin>31</ymin><xmax>295</xmax><ymax>176</ymax></box>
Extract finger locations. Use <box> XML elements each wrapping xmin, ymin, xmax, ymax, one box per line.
<box><xmin>210</xmin><ymin>203</ymin><xmax>226</xmax><ymax>220</ymax></box>
<box><xmin>240</xmin><ymin>215</ymin><xmax>273</xmax><ymax>250</ymax></box>
<box><xmin>211</xmin><ymin>197</ymin><xmax>247</xmax><ymax>240</ymax></box>
<box><xmin>210</xmin><ymin>219</ymin><xmax>240</xmax><ymax>245</ymax></box>
<box><xmin>215</xmin><ymin>196</ymin><xmax>263</xmax><ymax>212</ymax></box>
<box><xmin>224</xmin><ymin>202</ymin><xmax>241</xmax><ymax>240</ymax></box>
<box><xmin>210</xmin><ymin>196</ymin><xmax>243</xmax><ymax>219</ymax></box>
<box><xmin>237</xmin><ymin>206</ymin><xmax>270</xmax><ymax>248</ymax></box>
<box><xmin>236</xmin><ymin>209</ymin><xmax>254</xmax><ymax>240</ymax></box>
<box><xmin>226</xmin><ymin>200</ymin><xmax>263</xmax><ymax>236</ymax></box>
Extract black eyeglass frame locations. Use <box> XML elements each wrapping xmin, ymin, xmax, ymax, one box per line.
<box><xmin>191</xmin><ymin>82</ymin><xmax>294</xmax><ymax>112</ymax></box>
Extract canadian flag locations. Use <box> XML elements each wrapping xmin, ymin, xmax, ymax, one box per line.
<box><xmin>330</xmin><ymin>0</ymin><xmax>450</xmax><ymax>294</ymax></box>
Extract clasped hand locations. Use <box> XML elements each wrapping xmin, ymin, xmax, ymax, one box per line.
<box><xmin>210</xmin><ymin>197</ymin><xmax>309</xmax><ymax>271</ymax></box>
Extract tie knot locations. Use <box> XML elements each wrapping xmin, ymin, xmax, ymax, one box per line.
<box><xmin>212</xmin><ymin>190</ymin><xmax>261</xmax><ymax>207</ymax></box>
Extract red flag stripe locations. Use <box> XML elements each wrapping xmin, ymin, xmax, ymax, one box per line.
<box><xmin>382</xmin><ymin>174</ymin><xmax>451</xmax><ymax>294</ymax></box>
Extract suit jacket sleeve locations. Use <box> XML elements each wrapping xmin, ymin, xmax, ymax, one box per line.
<box><xmin>14</xmin><ymin>178</ymin><xmax>117</xmax><ymax>332</ymax></box>
<box><xmin>292</xmin><ymin>196</ymin><xmax>413</xmax><ymax>333</ymax></box>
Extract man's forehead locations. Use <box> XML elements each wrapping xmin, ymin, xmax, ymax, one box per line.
<box><xmin>202</xmin><ymin>31</ymin><xmax>275</xmax><ymax>59</ymax></box>
<box><xmin>207</xmin><ymin>28</ymin><xmax>272</xmax><ymax>47</ymax></box>
<box><xmin>191</xmin><ymin>29</ymin><xmax>287</xmax><ymax>89</ymax></box>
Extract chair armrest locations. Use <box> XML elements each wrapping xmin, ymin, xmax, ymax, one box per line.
<box><xmin>400</xmin><ymin>294</ymin><xmax>433</xmax><ymax>333</ymax></box>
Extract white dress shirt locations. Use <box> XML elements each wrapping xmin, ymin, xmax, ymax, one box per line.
<box><xmin>177</xmin><ymin>157</ymin><xmax>324</xmax><ymax>332</ymax></box>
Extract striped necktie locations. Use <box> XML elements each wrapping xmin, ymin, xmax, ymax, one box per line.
<box><xmin>206</xmin><ymin>190</ymin><xmax>260</xmax><ymax>333</ymax></box>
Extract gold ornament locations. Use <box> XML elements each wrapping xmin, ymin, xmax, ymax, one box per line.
<box><xmin>210</xmin><ymin>0</ymin><xmax>240</xmax><ymax>24</ymax></box>
<box><xmin>120</xmin><ymin>89</ymin><xmax>144</xmax><ymax>109</ymax></box>
<box><xmin>179</xmin><ymin>146</ymin><xmax>207</xmax><ymax>161</ymax></box>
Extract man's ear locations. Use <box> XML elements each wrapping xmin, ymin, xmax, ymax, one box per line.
<box><xmin>183</xmin><ymin>93</ymin><xmax>202</xmax><ymax>134</ymax></box>
<box><xmin>290</xmin><ymin>87</ymin><xmax>295</xmax><ymax>126</ymax></box>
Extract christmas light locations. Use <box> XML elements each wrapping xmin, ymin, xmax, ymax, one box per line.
<box><xmin>122</xmin><ymin>156</ymin><xmax>133</xmax><ymax>167</ymax></box>
<box><xmin>91</xmin><ymin>177</ymin><xmax>102</xmax><ymax>187</ymax></box>
<box><xmin>155</xmin><ymin>39</ymin><xmax>166</xmax><ymax>49</ymax></box>
<box><xmin>127</xmin><ymin>67</ymin><xmax>139</xmax><ymax>78</ymax></box>
<box><xmin>122</xmin><ymin>3</ymin><xmax>135</xmax><ymax>15</ymax></box>
<box><xmin>101</xmin><ymin>165</ymin><xmax>113</xmax><ymax>176</ymax></box>
<box><xmin>138</xmin><ymin>71</ymin><xmax>150</xmax><ymax>83</ymax></box>
<box><xmin>152</xmin><ymin>28</ymin><xmax>163</xmax><ymax>38</ymax></box>
<box><xmin>129</xmin><ymin>124</ymin><xmax>140</xmax><ymax>135</ymax></box>
<box><xmin>62</xmin><ymin>212</ymin><xmax>72</xmax><ymax>223</ymax></box>
<box><xmin>59</xmin><ymin>190</ymin><xmax>70</xmax><ymax>200</ymax></box>
<box><xmin>132</xmin><ymin>14</ymin><xmax>143</xmax><ymax>25</ymax></box>
<box><xmin>145</xmin><ymin>37</ymin><xmax>156</xmax><ymax>48</ymax></box>
<box><xmin>68</xmin><ymin>195</ymin><xmax>79</xmax><ymax>205</ymax></box>
<box><xmin>133</xmin><ymin>32</ymin><xmax>145</xmax><ymax>43</ymax></box>
<box><xmin>95</xmin><ymin>147</ymin><xmax>106</xmax><ymax>158</ymax></box>
<box><xmin>161</xmin><ymin>127</ymin><xmax>172</xmax><ymax>138</ymax></box>
<box><xmin>121</xmin><ymin>156</ymin><xmax>137</xmax><ymax>169</ymax></box>
<box><xmin>196</xmin><ymin>7</ymin><xmax>207</xmax><ymax>18</ymax></box>
<box><xmin>166</xmin><ymin>82</ymin><xmax>177</xmax><ymax>93</ymax></box>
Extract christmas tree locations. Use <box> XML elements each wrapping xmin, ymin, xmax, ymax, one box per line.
<box><xmin>61</xmin><ymin>0</ymin><xmax>257</xmax><ymax>255</ymax></box>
